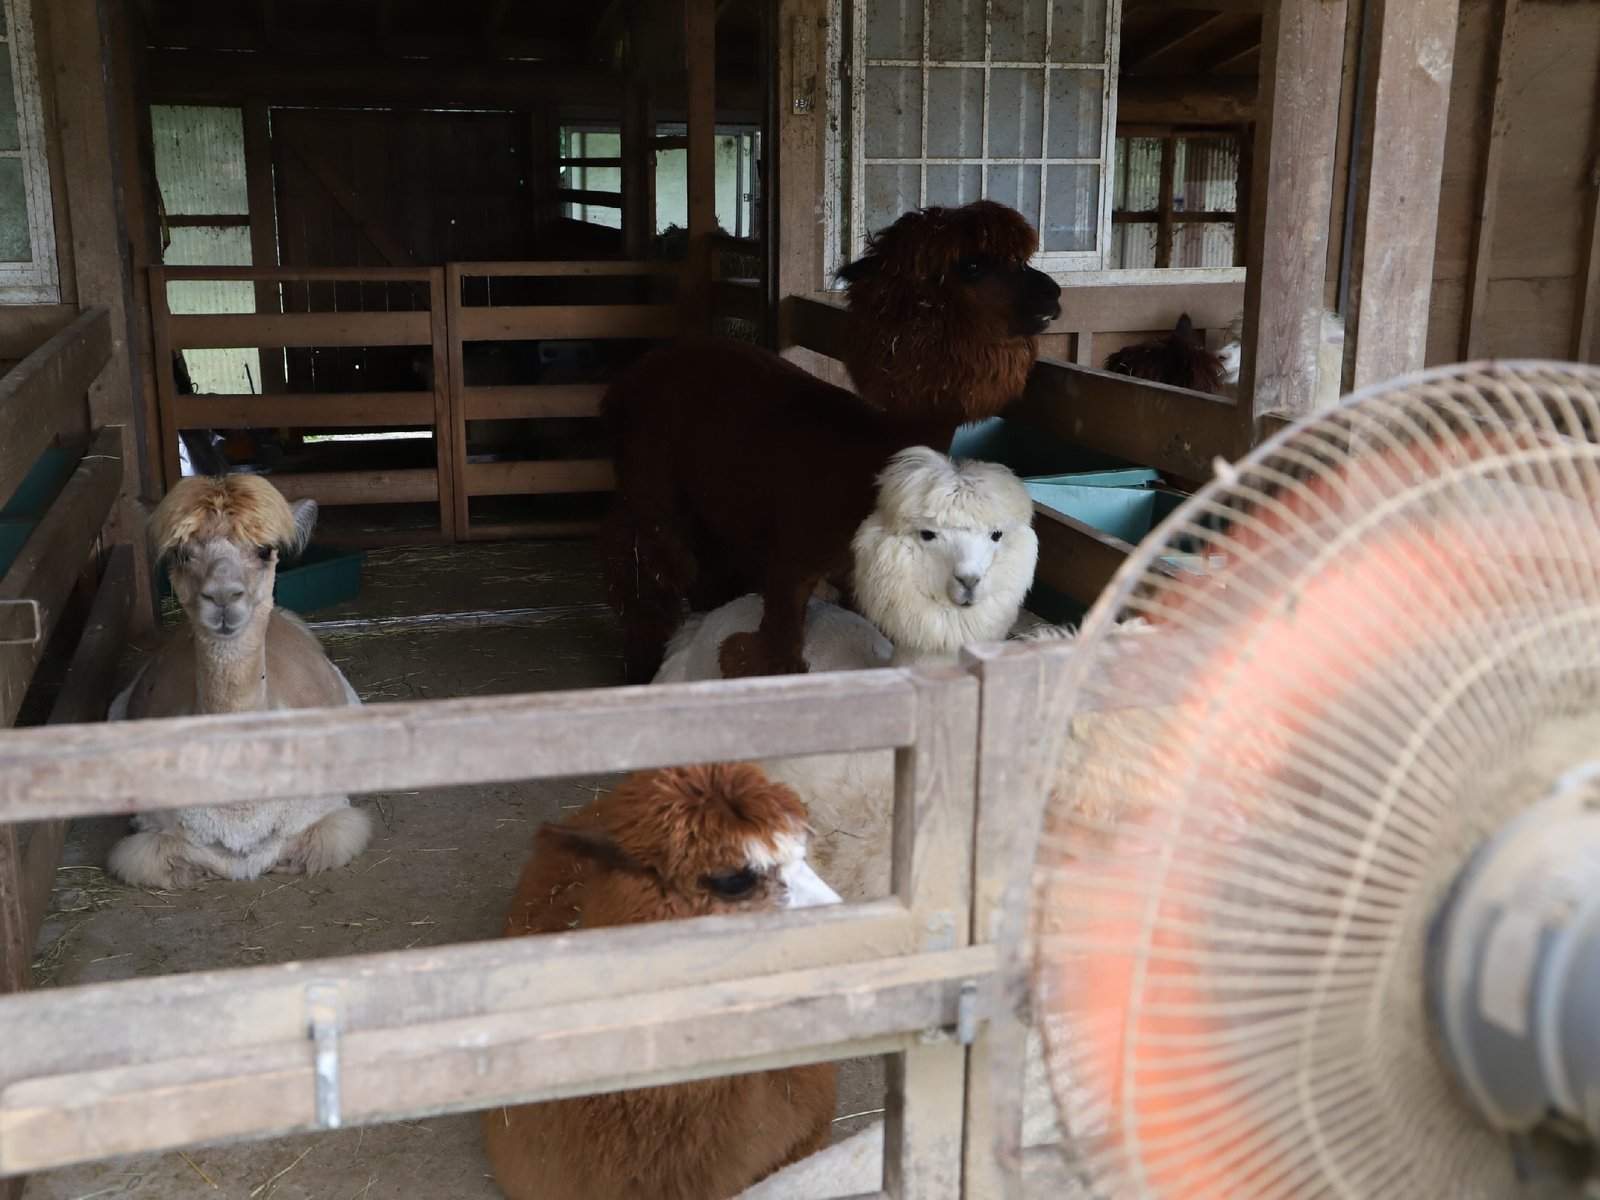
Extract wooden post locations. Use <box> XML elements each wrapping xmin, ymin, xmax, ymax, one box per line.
<box><xmin>1238</xmin><ymin>0</ymin><xmax>1348</xmax><ymax>428</ymax></box>
<box><xmin>1460</xmin><ymin>0</ymin><xmax>1518</xmax><ymax>360</ymax></box>
<box><xmin>1156</xmin><ymin>136</ymin><xmax>1176</xmax><ymax>269</ymax></box>
<box><xmin>1345</xmin><ymin>0</ymin><xmax>1462</xmax><ymax>391</ymax></box>
<box><xmin>681</xmin><ymin>0</ymin><xmax>716</xmax><ymax>335</ymax></box>
<box><xmin>1573</xmin><ymin>71</ymin><xmax>1600</xmax><ymax>363</ymax></box>
<box><xmin>48</xmin><ymin>0</ymin><xmax>155</xmax><ymax>625</ymax></box>
<box><xmin>620</xmin><ymin>79</ymin><xmax>654</xmax><ymax>261</ymax></box>
<box><xmin>244</xmin><ymin>101</ymin><xmax>288</xmax><ymax>394</ymax></box>
<box><xmin>774</xmin><ymin>0</ymin><xmax>827</xmax><ymax>357</ymax></box>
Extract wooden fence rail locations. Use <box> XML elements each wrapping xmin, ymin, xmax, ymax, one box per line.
<box><xmin>0</xmin><ymin>635</ymin><xmax>1080</xmax><ymax>1194</ymax></box>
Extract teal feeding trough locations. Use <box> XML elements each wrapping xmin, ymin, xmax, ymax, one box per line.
<box><xmin>0</xmin><ymin>447</ymin><xmax>77</xmax><ymax>581</ymax></box>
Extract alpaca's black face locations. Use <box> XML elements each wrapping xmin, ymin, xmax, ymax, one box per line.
<box><xmin>958</xmin><ymin>257</ymin><xmax>1062</xmax><ymax>337</ymax></box>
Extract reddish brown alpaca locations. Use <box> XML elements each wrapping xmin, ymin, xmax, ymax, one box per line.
<box><xmin>601</xmin><ymin>200</ymin><xmax>1061</xmax><ymax>682</ymax></box>
<box><xmin>1102</xmin><ymin>312</ymin><xmax>1226</xmax><ymax>395</ymax></box>
<box><xmin>483</xmin><ymin>764</ymin><xmax>838</xmax><ymax>1200</ymax></box>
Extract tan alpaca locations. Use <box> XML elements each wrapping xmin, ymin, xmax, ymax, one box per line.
<box><xmin>106</xmin><ymin>475</ymin><xmax>372</xmax><ymax>889</ymax></box>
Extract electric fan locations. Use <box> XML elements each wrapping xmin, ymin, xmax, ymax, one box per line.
<box><xmin>1027</xmin><ymin>361</ymin><xmax>1600</xmax><ymax>1200</ymax></box>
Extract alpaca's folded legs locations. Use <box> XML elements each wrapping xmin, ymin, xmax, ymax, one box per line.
<box><xmin>107</xmin><ymin>830</ymin><xmax>217</xmax><ymax>889</ymax></box>
<box><xmin>719</xmin><ymin>577</ymin><xmax>815</xmax><ymax>677</ymax></box>
<box><xmin>274</xmin><ymin>805</ymin><xmax>374</xmax><ymax>876</ymax></box>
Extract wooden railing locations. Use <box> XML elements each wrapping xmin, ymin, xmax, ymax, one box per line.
<box><xmin>780</xmin><ymin>293</ymin><xmax>1252</xmax><ymax>607</ymax></box>
<box><xmin>0</xmin><ymin>635</ymin><xmax>1078</xmax><ymax>1197</ymax></box>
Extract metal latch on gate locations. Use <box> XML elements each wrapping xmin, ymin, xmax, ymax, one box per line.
<box><xmin>307</xmin><ymin>982</ymin><xmax>343</xmax><ymax>1129</ymax></box>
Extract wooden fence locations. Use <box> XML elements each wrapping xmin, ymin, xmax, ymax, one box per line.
<box><xmin>0</xmin><ymin>630</ymin><xmax>1078</xmax><ymax>1198</ymax></box>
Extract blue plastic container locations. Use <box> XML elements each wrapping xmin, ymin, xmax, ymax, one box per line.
<box><xmin>0</xmin><ymin>447</ymin><xmax>77</xmax><ymax>581</ymax></box>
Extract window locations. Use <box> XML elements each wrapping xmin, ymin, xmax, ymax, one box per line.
<box><xmin>1110</xmin><ymin>134</ymin><xmax>1240</xmax><ymax>270</ymax></box>
<box><xmin>846</xmin><ymin>0</ymin><xmax>1121</xmax><ymax>270</ymax></box>
<box><xmin>0</xmin><ymin>0</ymin><xmax>58</xmax><ymax>302</ymax></box>
<box><xmin>561</xmin><ymin>126</ymin><xmax>623</xmax><ymax>230</ymax></box>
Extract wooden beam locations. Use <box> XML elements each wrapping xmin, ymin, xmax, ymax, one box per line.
<box><xmin>243</xmin><ymin>100</ymin><xmax>286</xmax><ymax>394</ymax></box>
<box><xmin>1207</xmin><ymin>39</ymin><xmax>1263</xmax><ymax>74</ymax></box>
<box><xmin>0</xmin><ymin>306</ymin><xmax>76</xmax><ymax>361</ymax></box>
<box><xmin>0</xmin><ymin>670</ymin><xmax>922</xmax><ymax>822</ymax></box>
<box><xmin>426</xmin><ymin>268</ymin><xmax>456</xmax><ymax>542</ymax></box>
<box><xmin>1239</xmin><ymin>0</ymin><xmax>1348</xmax><ymax>423</ymax></box>
<box><xmin>166</xmin><ymin>310</ymin><xmax>432</xmax><ymax>350</ymax></box>
<box><xmin>265</xmin><ymin>469</ymin><xmax>438</xmax><ymax>507</ymax></box>
<box><xmin>1031</xmin><ymin>505</ymin><xmax>1140</xmax><ymax>609</ymax></box>
<box><xmin>1123</xmin><ymin>12</ymin><xmax>1231</xmax><ymax>73</ymax></box>
<box><xmin>683</xmin><ymin>0</ymin><xmax>717</xmax><ymax>334</ymax></box>
<box><xmin>0</xmin><ymin>309</ymin><xmax>111</xmax><ymax>506</ymax></box>
<box><xmin>462</xmin><ymin>384</ymin><xmax>605</xmax><ymax>421</ymax></box>
<box><xmin>454</xmin><ymin>304</ymin><xmax>677</xmax><ymax>342</ymax></box>
<box><xmin>620</xmin><ymin>80</ymin><xmax>653</xmax><ymax>261</ymax></box>
<box><xmin>0</xmin><ymin>428</ymin><xmax>124</xmax><ymax>731</ymax></box>
<box><xmin>1115</xmin><ymin>76</ymin><xmax>1257</xmax><ymax>126</ymax></box>
<box><xmin>17</xmin><ymin>544</ymin><xmax>134</xmax><ymax>961</ymax></box>
<box><xmin>1156</xmin><ymin>137</ymin><xmax>1177</xmax><ymax>269</ymax></box>
<box><xmin>1573</xmin><ymin>80</ymin><xmax>1600</xmax><ymax>361</ymax></box>
<box><xmin>464</xmin><ymin>459</ymin><xmax>616</xmax><ymax>497</ymax></box>
<box><xmin>170</xmin><ymin>392</ymin><xmax>435</xmax><ymax>430</ymax></box>
<box><xmin>1461</xmin><ymin>0</ymin><xmax>1520</xmax><ymax>360</ymax></box>
<box><xmin>1346</xmin><ymin>0</ymin><xmax>1462</xmax><ymax>391</ymax></box>
<box><xmin>1005</xmin><ymin>358</ymin><xmax>1246</xmax><ymax>482</ymax></box>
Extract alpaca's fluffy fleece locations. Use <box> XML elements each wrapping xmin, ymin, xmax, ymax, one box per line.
<box><xmin>654</xmin><ymin>596</ymin><xmax>891</xmax><ymax>684</ymax></box>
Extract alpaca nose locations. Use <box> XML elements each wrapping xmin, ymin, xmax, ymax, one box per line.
<box><xmin>954</xmin><ymin>572</ymin><xmax>981</xmax><ymax>598</ymax></box>
<box><xmin>201</xmin><ymin>580</ymin><xmax>245</xmax><ymax>607</ymax></box>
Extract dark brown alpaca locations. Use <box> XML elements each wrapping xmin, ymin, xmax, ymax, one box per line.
<box><xmin>602</xmin><ymin>199</ymin><xmax>1061</xmax><ymax>682</ymax></box>
<box><xmin>1103</xmin><ymin>313</ymin><xmax>1226</xmax><ymax>395</ymax></box>
<box><xmin>483</xmin><ymin>764</ymin><xmax>839</xmax><ymax>1200</ymax></box>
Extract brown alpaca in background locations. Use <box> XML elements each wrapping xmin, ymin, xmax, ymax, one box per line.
<box><xmin>1103</xmin><ymin>312</ymin><xmax>1226</xmax><ymax>395</ymax></box>
<box><xmin>601</xmin><ymin>199</ymin><xmax>1061</xmax><ymax>682</ymax></box>
<box><xmin>483</xmin><ymin>764</ymin><xmax>840</xmax><ymax>1200</ymax></box>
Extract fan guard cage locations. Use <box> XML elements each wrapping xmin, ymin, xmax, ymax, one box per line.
<box><xmin>1029</xmin><ymin>361</ymin><xmax>1600</xmax><ymax>1200</ymax></box>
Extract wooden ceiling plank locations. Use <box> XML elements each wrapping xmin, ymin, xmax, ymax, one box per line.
<box><xmin>1123</xmin><ymin>11</ymin><xmax>1232</xmax><ymax>73</ymax></box>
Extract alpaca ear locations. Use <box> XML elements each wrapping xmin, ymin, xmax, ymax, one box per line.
<box><xmin>287</xmin><ymin>499</ymin><xmax>318</xmax><ymax>557</ymax></box>
<box><xmin>835</xmin><ymin>254</ymin><xmax>878</xmax><ymax>285</ymax></box>
<box><xmin>1175</xmin><ymin>312</ymin><xmax>1197</xmax><ymax>340</ymax></box>
<box><xmin>539</xmin><ymin>823</ymin><xmax>638</xmax><ymax>875</ymax></box>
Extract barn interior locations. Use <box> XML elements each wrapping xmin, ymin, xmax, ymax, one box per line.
<box><xmin>2</xmin><ymin>0</ymin><xmax>1599</xmax><ymax>1196</ymax></box>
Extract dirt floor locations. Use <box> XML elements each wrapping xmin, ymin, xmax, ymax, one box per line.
<box><xmin>22</xmin><ymin>541</ymin><xmax>888</xmax><ymax>1200</ymax></box>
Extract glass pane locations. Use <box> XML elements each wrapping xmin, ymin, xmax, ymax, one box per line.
<box><xmin>864</xmin><ymin>163</ymin><xmax>920</xmax><ymax>237</ymax></box>
<box><xmin>926</xmin><ymin>68</ymin><xmax>983</xmax><ymax>158</ymax></box>
<box><xmin>164</xmin><ymin>224</ymin><xmax>252</xmax><ymax>267</ymax></box>
<box><xmin>986</xmin><ymin>164</ymin><xmax>1042</xmax><ymax>230</ymax></box>
<box><xmin>0</xmin><ymin>50</ymin><xmax>19</xmax><ymax>153</ymax></box>
<box><xmin>925</xmin><ymin>163</ymin><xmax>982</xmax><ymax>209</ymax></box>
<box><xmin>1047</xmin><ymin>68</ymin><xmax>1103</xmax><ymax>159</ymax></box>
<box><xmin>1114</xmin><ymin>137</ymin><xmax>1162</xmax><ymax>211</ymax></box>
<box><xmin>991</xmin><ymin>0</ymin><xmax>1048</xmax><ymax>61</ymax></box>
<box><xmin>987</xmin><ymin>69</ymin><xmax>1044</xmax><ymax>159</ymax></box>
<box><xmin>1111</xmin><ymin>221</ymin><xmax>1158</xmax><ymax>269</ymax></box>
<box><xmin>866</xmin><ymin>0</ymin><xmax>922</xmax><ymax>59</ymax></box>
<box><xmin>0</xmin><ymin>157</ymin><xmax>31</xmax><ymax>261</ymax></box>
<box><xmin>1173</xmin><ymin>220</ymin><xmax>1235</xmax><ymax>268</ymax></box>
<box><xmin>655</xmin><ymin>148</ymin><xmax>687</xmax><ymax>232</ymax></box>
<box><xmin>1176</xmin><ymin>135</ymin><xmax>1239</xmax><ymax>214</ymax></box>
<box><xmin>928</xmin><ymin>0</ymin><xmax>984</xmax><ymax>61</ymax></box>
<box><xmin>151</xmin><ymin>105</ymin><xmax>248</xmax><ymax>216</ymax></box>
<box><xmin>864</xmin><ymin>67</ymin><xmax>923</xmax><ymax>159</ymax></box>
<box><xmin>1043</xmin><ymin>163</ymin><xmax>1098</xmax><ymax>251</ymax></box>
<box><xmin>1050</xmin><ymin>0</ymin><xmax>1107</xmax><ymax>63</ymax></box>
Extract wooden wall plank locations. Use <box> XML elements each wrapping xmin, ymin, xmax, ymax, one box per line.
<box><xmin>0</xmin><ymin>306</ymin><xmax>75</xmax><ymax>361</ymax></box>
<box><xmin>452</xmin><ymin>261</ymin><xmax>679</xmax><ymax>278</ymax></box>
<box><xmin>0</xmin><ymin>671</ymin><xmax>922</xmax><ymax>822</ymax></box>
<box><xmin>265</xmin><ymin>469</ymin><xmax>438</xmax><ymax>507</ymax></box>
<box><xmin>1575</xmin><ymin>74</ymin><xmax>1600</xmax><ymax>362</ymax></box>
<box><xmin>1461</xmin><ymin>0</ymin><xmax>1520</xmax><ymax>359</ymax></box>
<box><xmin>462</xmin><ymin>384</ymin><xmax>605</xmax><ymax>421</ymax></box>
<box><xmin>0</xmin><ymin>429</ymin><xmax>123</xmax><ymax>730</ymax></box>
<box><xmin>453</xmin><ymin>304</ymin><xmax>677</xmax><ymax>342</ymax></box>
<box><xmin>427</xmin><ymin>267</ymin><xmax>456</xmax><ymax>541</ymax></box>
<box><xmin>463</xmin><ymin>460</ymin><xmax>616</xmax><ymax>498</ymax></box>
<box><xmin>1031</xmin><ymin>505</ymin><xmax>1139</xmax><ymax>609</ymax></box>
<box><xmin>0</xmin><ymin>309</ymin><xmax>111</xmax><ymax>506</ymax></box>
<box><xmin>170</xmin><ymin>392</ymin><xmax>435</xmax><ymax>430</ymax></box>
<box><xmin>445</xmin><ymin>264</ymin><xmax>471</xmax><ymax>534</ymax></box>
<box><xmin>1347</xmin><ymin>0</ymin><xmax>1463</xmax><ymax>390</ymax></box>
<box><xmin>166</xmin><ymin>311</ymin><xmax>433</xmax><ymax>351</ymax></box>
<box><xmin>1239</xmin><ymin>0</ymin><xmax>1348</xmax><ymax>422</ymax></box>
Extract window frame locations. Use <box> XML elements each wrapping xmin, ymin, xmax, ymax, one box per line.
<box><xmin>0</xmin><ymin>0</ymin><xmax>59</xmax><ymax>303</ymax></box>
<box><xmin>840</xmin><ymin>0</ymin><xmax>1123</xmax><ymax>273</ymax></box>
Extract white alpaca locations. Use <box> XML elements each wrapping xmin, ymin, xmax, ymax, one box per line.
<box><xmin>656</xmin><ymin>446</ymin><xmax>1039</xmax><ymax>901</ymax></box>
<box><xmin>106</xmin><ymin>475</ymin><xmax>372</xmax><ymax>889</ymax></box>
<box><xmin>1218</xmin><ymin>308</ymin><xmax>1345</xmax><ymax>412</ymax></box>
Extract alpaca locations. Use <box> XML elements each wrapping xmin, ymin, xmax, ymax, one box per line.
<box><xmin>1217</xmin><ymin>308</ymin><xmax>1346</xmax><ymax>410</ymax></box>
<box><xmin>105</xmin><ymin>475</ymin><xmax>372</xmax><ymax>889</ymax></box>
<box><xmin>1103</xmin><ymin>312</ymin><xmax>1226</xmax><ymax>394</ymax></box>
<box><xmin>602</xmin><ymin>199</ymin><xmax>1061</xmax><ymax>683</ymax></box>
<box><xmin>483</xmin><ymin>763</ymin><xmax>841</xmax><ymax>1200</ymax></box>
<box><xmin>654</xmin><ymin>447</ymin><xmax>1039</xmax><ymax>902</ymax></box>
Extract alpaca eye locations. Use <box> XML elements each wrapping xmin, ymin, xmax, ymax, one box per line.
<box><xmin>990</xmin><ymin>530</ymin><xmax>1003</xmax><ymax>542</ymax></box>
<box><xmin>257</xmin><ymin>545</ymin><xmax>274</xmax><ymax>562</ymax></box>
<box><xmin>954</xmin><ymin>258</ymin><xmax>986</xmax><ymax>280</ymax></box>
<box><xmin>703</xmin><ymin>868</ymin><xmax>759</xmax><ymax>898</ymax></box>
<box><xmin>919</xmin><ymin>529</ymin><xmax>936</xmax><ymax>542</ymax></box>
